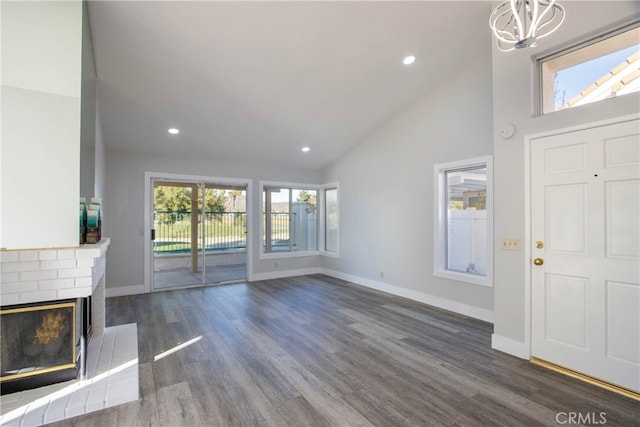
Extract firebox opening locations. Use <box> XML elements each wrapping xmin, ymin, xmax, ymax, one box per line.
<box><xmin>1</xmin><ymin>298</ymin><xmax>90</xmax><ymax>395</ymax></box>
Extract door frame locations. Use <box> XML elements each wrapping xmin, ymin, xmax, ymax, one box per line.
<box><xmin>144</xmin><ymin>171</ymin><xmax>253</xmax><ymax>293</ymax></box>
<box><xmin>523</xmin><ymin>113</ymin><xmax>640</xmax><ymax>359</ymax></box>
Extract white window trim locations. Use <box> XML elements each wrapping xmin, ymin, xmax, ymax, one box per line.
<box><xmin>433</xmin><ymin>156</ymin><xmax>493</xmax><ymax>287</ymax></box>
<box><xmin>259</xmin><ymin>180</ymin><xmax>339</xmax><ymax>260</ymax></box>
<box><xmin>260</xmin><ymin>180</ymin><xmax>320</xmax><ymax>259</ymax></box>
<box><xmin>321</xmin><ymin>183</ymin><xmax>340</xmax><ymax>258</ymax></box>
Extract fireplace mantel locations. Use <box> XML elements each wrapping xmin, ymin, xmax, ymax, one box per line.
<box><xmin>1</xmin><ymin>238</ymin><xmax>110</xmax><ymax>335</ymax></box>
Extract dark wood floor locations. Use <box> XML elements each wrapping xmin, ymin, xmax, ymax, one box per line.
<box><xmin>50</xmin><ymin>275</ymin><xmax>638</xmax><ymax>426</ymax></box>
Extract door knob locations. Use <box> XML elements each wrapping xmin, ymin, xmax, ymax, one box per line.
<box><xmin>533</xmin><ymin>258</ymin><xmax>544</xmax><ymax>266</ymax></box>
<box><xmin>535</xmin><ymin>240</ymin><xmax>544</xmax><ymax>249</ymax></box>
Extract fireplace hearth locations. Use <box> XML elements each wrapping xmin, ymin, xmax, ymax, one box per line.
<box><xmin>1</xmin><ymin>298</ymin><xmax>90</xmax><ymax>395</ymax></box>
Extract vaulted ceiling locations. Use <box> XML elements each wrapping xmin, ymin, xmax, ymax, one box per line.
<box><xmin>87</xmin><ymin>1</ymin><xmax>493</xmax><ymax>171</ymax></box>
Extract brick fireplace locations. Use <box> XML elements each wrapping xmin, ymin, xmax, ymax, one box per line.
<box><xmin>0</xmin><ymin>239</ymin><xmax>110</xmax><ymax>394</ymax></box>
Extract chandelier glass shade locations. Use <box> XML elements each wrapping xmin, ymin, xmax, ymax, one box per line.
<box><xmin>489</xmin><ymin>0</ymin><xmax>565</xmax><ymax>52</ymax></box>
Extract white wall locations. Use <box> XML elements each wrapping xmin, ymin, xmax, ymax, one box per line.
<box><xmin>322</xmin><ymin>53</ymin><xmax>495</xmax><ymax>319</ymax></box>
<box><xmin>94</xmin><ymin>105</ymin><xmax>106</xmax><ymax>199</ymax></box>
<box><xmin>1</xmin><ymin>0</ymin><xmax>83</xmax><ymax>249</ymax></box>
<box><xmin>104</xmin><ymin>149</ymin><xmax>323</xmax><ymax>290</ymax></box>
<box><xmin>80</xmin><ymin>0</ymin><xmax>97</xmax><ymax>200</ymax></box>
<box><xmin>491</xmin><ymin>1</ymin><xmax>640</xmax><ymax>355</ymax></box>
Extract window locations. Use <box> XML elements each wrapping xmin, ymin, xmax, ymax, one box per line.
<box><xmin>434</xmin><ymin>156</ymin><xmax>493</xmax><ymax>287</ymax></box>
<box><xmin>539</xmin><ymin>24</ymin><xmax>639</xmax><ymax>114</ymax></box>
<box><xmin>324</xmin><ymin>187</ymin><xmax>338</xmax><ymax>253</ymax></box>
<box><xmin>263</xmin><ymin>186</ymin><xmax>317</xmax><ymax>253</ymax></box>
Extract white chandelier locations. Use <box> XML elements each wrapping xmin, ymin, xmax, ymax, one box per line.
<box><xmin>489</xmin><ymin>0</ymin><xmax>565</xmax><ymax>52</ymax></box>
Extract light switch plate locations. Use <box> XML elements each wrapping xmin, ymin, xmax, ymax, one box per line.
<box><xmin>501</xmin><ymin>238</ymin><xmax>521</xmax><ymax>251</ymax></box>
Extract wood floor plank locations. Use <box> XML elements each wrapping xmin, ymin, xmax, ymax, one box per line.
<box><xmin>381</xmin><ymin>303</ymin><xmax>463</xmax><ymax>333</ymax></box>
<box><xmin>185</xmin><ymin>361</ymin><xmax>245</xmax><ymax>427</ymax></box>
<box><xmin>150</xmin><ymin>349</ymin><xmax>187</xmax><ymax>391</ymax></box>
<box><xmin>116</xmin><ymin>362</ymin><xmax>159</xmax><ymax>427</ymax></box>
<box><xmin>230</xmin><ymin>317</ymin><xmax>290</xmax><ymax>360</ymax></box>
<box><xmin>340</xmin><ymin>388</ymin><xmax>418</xmax><ymax>427</ymax></box>
<box><xmin>220</xmin><ymin>338</ymin><xmax>300</xmax><ymax>402</ymax></box>
<box><xmin>528</xmin><ymin>382</ymin><xmax>640</xmax><ymax>427</ymax></box>
<box><xmin>223</xmin><ymin>383</ymin><xmax>289</xmax><ymax>427</ymax></box>
<box><xmin>49</xmin><ymin>274</ymin><xmax>640</xmax><ymax>427</ymax></box>
<box><xmin>155</xmin><ymin>382</ymin><xmax>202</xmax><ymax>427</ymax></box>
<box><xmin>188</xmin><ymin>332</ymin><xmax>255</xmax><ymax>391</ymax></box>
<box><xmin>276</xmin><ymin>396</ymin><xmax>331</xmax><ymax>427</ymax></box>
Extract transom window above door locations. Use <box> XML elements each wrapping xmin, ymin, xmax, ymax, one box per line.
<box><xmin>538</xmin><ymin>24</ymin><xmax>639</xmax><ymax>115</ymax></box>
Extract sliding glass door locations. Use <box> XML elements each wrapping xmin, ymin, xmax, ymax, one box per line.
<box><xmin>152</xmin><ymin>180</ymin><xmax>205</xmax><ymax>289</ymax></box>
<box><xmin>199</xmin><ymin>183</ymin><xmax>247</xmax><ymax>285</ymax></box>
<box><xmin>151</xmin><ymin>179</ymin><xmax>247</xmax><ymax>291</ymax></box>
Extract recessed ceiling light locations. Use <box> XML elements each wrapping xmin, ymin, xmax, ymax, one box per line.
<box><xmin>403</xmin><ymin>55</ymin><xmax>416</xmax><ymax>66</ymax></box>
<box><xmin>301</xmin><ymin>146</ymin><xmax>310</xmax><ymax>152</ymax></box>
<box><xmin>168</xmin><ymin>128</ymin><xmax>180</xmax><ymax>135</ymax></box>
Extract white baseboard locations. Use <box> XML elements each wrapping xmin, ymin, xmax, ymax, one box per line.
<box><xmin>106</xmin><ymin>284</ymin><xmax>148</xmax><ymax>298</ymax></box>
<box><xmin>321</xmin><ymin>268</ymin><xmax>494</xmax><ymax>323</ymax></box>
<box><xmin>250</xmin><ymin>267</ymin><xmax>322</xmax><ymax>282</ymax></box>
<box><xmin>105</xmin><ymin>267</ymin><xmax>323</xmax><ymax>297</ymax></box>
<box><xmin>491</xmin><ymin>333</ymin><xmax>529</xmax><ymax>359</ymax></box>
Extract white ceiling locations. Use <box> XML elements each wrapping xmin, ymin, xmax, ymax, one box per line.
<box><xmin>87</xmin><ymin>1</ymin><xmax>493</xmax><ymax>171</ymax></box>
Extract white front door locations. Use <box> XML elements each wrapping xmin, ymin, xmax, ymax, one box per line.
<box><xmin>531</xmin><ymin>118</ymin><xmax>640</xmax><ymax>393</ymax></box>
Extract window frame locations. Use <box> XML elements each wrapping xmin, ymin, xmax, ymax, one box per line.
<box><xmin>536</xmin><ymin>21</ymin><xmax>640</xmax><ymax>116</ymax></box>
<box><xmin>322</xmin><ymin>184</ymin><xmax>339</xmax><ymax>257</ymax></box>
<box><xmin>261</xmin><ymin>182</ymin><xmax>319</xmax><ymax>258</ymax></box>
<box><xmin>433</xmin><ymin>156</ymin><xmax>493</xmax><ymax>287</ymax></box>
<box><xmin>259</xmin><ymin>181</ymin><xmax>339</xmax><ymax>260</ymax></box>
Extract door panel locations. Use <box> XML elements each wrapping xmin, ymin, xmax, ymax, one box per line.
<box><xmin>531</xmin><ymin>118</ymin><xmax>640</xmax><ymax>393</ymax></box>
<box><xmin>606</xmin><ymin>281</ymin><xmax>640</xmax><ymax>364</ymax></box>
<box><xmin>604</xmin><ymin>133</ymin><xmax>639</xmax><ymax>168</ymax></box>
<box><xmin>545</xmin><ymin>274</ymin><xmax>588</xmax><ymax>349</ymax></box>
<box><xmin>545</xmin><ymin>184</ymin><xmax>587</xmax><ymax>253</ymax></box>
<box><xmin>544</xmin><ymin>142</ymin><xmax>588</xmax><ymax>173</ymax></box>
<box><xmin>605</xmin><ymin>179</ymin><xmax>640</xmax><ymax>259</ymax></box>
